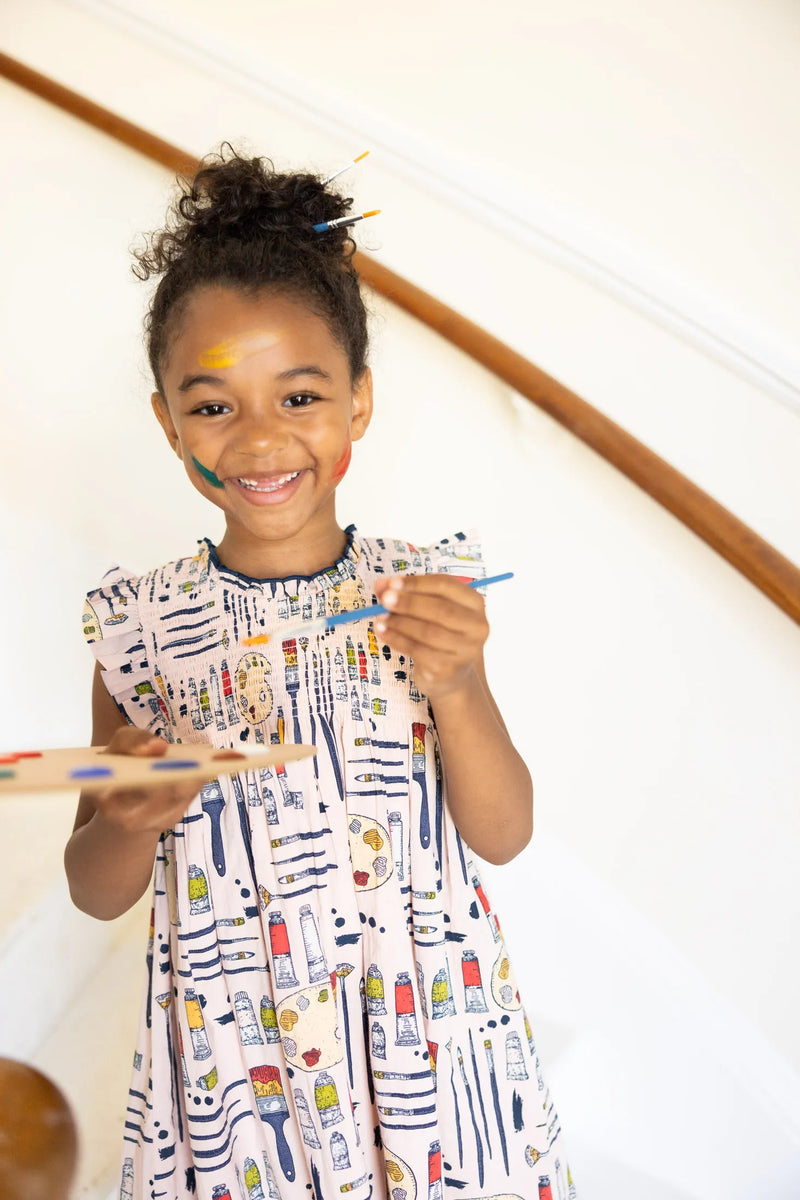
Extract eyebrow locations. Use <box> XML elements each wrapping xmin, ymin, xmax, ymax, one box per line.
<box><xmin>178</xmin><ymin>373</ymin><xmax>225</xmax><ymax>392</ymax></box>
<box><xmin>277</xmin><ymin>365</ymin><xmax>333</xmax><ymax>382</ymax></box>
<box><xmin>177</xmin><ymin>365</ymin><xmax>333</xmax><ymax>392</ymax></box>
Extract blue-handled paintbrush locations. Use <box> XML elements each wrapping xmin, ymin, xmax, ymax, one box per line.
<box><xmin>241</xmin><ymin>572</ymin><xmax>513</xmax><ymax>646</ymax></box>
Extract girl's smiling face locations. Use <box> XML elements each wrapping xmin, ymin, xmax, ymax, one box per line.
<box><xmin>153</xmin><ymin>286</ymin><xmax>372</xmax><ymax>578</ymax></box>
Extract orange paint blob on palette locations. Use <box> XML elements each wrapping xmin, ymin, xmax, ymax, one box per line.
<box><xmin>0</xmin><ymin>743</ymin><xmax>315</xmax><ymax>796</ymax></box>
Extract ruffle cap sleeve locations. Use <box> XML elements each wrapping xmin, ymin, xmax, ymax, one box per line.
<box><xmin>82</xmin><ymin>567</ymin><xmax>168</xmax><ymax>736</ymax></box>
<box><xmin>358</xmin><ymin>529</ymin><xmax>486</xmax><ymax>586</ymax></box>
<box><xmin>417</xmin><ymin>528</ymin><xmax>486</xmax><ymax>584</ymax></box>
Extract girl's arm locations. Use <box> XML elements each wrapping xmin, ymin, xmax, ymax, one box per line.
<box><xmin>373</xmin><ymin>575</ymin><xmax>533</xmax><ymax>865</ymax></box>
<box><xmin>64</xmin><ymin>663</ymin><xmax>199</xmax><ymax>920</ymax></box>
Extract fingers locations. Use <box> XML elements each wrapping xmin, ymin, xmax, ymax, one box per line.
<box><xmin>92</xmin><ymin>730</ymin><xmax>194</xmax><ymax>833</ymax></box>
<box><xmin>93</xmin><ymin>778</ymin><xmax>198</xmax><ymax>835</ymax></box>
<box><xmin>375</xmin><ymin>572</ymin><xmax>484</xmax><ymax>612</ymax></box>
<box><xmin>102</xmin><ymin>726</ymin><xmax>168</xmax><ymax>757</ymax></box>
<box><xmin>372</xmin><ymin>575</ymin><xmax>489</xmax><ymax>700</ymax></box>
<box><xmin>374</xmin><ymin>574</ymin><xmax>488</xmax><ymax>646</ymax></box>
<box><xmin>374</xmin><ymin>614</ymin><xmax>463</xmax><ymax>659</ymax></box>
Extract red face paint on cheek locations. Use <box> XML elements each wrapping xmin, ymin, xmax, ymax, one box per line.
<box><xmin>330</xmin><ymin>441</ymin><xmax>352</xmax><ymax>483</ymax></box>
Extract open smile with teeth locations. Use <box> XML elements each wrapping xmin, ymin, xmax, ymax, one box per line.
<box><xmin>236</xmin><ymin>471</ymin><xmax>301</xmax><ymax>493</ymax></box>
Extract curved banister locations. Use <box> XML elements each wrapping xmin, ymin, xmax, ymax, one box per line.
<box><xmin>2</xmin><ymin>50</ymin><xmax>799</xmax><ymax>625</ymax></box>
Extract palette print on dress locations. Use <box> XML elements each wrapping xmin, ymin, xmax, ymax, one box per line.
<box><xmin>84</xmin><ymin>527</ymin><xmax>576</xmax><ymax>1200</ymax></box>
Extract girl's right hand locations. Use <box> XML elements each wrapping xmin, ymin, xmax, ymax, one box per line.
<box><xmin>66</xmin><ymin>666</ymin><xmax>194</xmax><ymax>919</ymax></box>
<box><xmin>90</xmin><ymin>727</ymin><xmax>200</xmax><ymax>836</ymax></box>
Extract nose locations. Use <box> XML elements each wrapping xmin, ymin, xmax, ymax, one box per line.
<box><xmin>232</xmin><ymin>406</ymin><xmax>289</xmax><ymax>456</ymax></box>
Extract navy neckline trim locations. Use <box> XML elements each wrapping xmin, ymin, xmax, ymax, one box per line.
<box><xmin>203</xmin><ymin>525</ymin><xmax>359</xmax><ymax>586</ymax></box>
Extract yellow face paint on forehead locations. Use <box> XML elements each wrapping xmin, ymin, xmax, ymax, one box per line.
<box><xmin>197</xmin><ymin>329</ymin><xmax>284</xmax><ymax>369</ymax></box>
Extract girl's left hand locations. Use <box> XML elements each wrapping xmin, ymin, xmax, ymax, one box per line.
<box><xmin>372</xmin><ymin>574</ymin><xmax>489</xmax><ymax>702</ymax></box>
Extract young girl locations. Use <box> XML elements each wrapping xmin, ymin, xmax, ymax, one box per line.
<box><xmin>65</xmin><ymin>150</ymin><xmax>575</xmax><ymax>1200</ymax></box>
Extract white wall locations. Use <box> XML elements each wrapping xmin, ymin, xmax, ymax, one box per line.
<box><xmin>5</xmin><ymin>0</ymin><xmax>800</xmax><ymax>557</ymax></box>
<box><xmin>1</xmin><ymin>3</ymin><xmax>799</xmax><ymax>1197</ymax></box>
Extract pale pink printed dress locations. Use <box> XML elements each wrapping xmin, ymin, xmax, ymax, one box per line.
<box><xmin>83</xmin><ymin>528</ymin><xmax>576</xmax><ymax>1200</ymax></box>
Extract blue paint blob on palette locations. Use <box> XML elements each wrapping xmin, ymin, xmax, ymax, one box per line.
<box><xmin>151</xmin><ymin>760</ymin><xmax>201</xmax><ymax>771</ymax></box>
<box><xmin>0</xmin><ymin>743</ymin><xmax>316</xmax><ymax>795</ymax></box>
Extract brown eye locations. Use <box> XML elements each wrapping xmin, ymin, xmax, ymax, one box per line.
<box><xmin>283</xmin><ymin>393</ymin><xmax>317</xmax><ymax>409</ymax></box>
<box><xmin>194</xmin><ymin>403</ymin><xmax>230</xmax><ymax>416</ymax></box>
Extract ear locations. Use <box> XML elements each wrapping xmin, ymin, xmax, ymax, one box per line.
<box><xmin>350</xmin><ymin>367</ymin><xmax>373</xmax><ymax>442</ymax></box>
<box><xmin>151</xmin><ymin>393</ymin><xmax>183</xmax><ymax>460</ymax></box>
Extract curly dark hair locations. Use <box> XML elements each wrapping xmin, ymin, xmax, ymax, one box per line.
<box><xmin>133</xmin><ymin>145</ymin><xmax>370</xmax><ymax>392</ymax></box>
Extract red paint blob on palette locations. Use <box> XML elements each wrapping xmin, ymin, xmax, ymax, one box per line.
<box><xmin>301</xmin><ymin>1048</ymin><xmax>321</xmax><ymax>1067</ymax></box>
<box><xmin>330</xmin><ymin>441</ymin><xmax>352</xmax><ymax>483</ymax></box>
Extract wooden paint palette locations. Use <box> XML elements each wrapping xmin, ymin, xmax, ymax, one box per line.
<box><xmin>0</xmin><ymin>742</ymin><xmax>316</xmax><ymax>795</ymax></box>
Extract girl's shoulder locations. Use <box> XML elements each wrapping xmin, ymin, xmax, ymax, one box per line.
<box><xmin>83</xmin><ymin>541</ymin><xmax>215</xmax><ymax>618</ymax></box>
<box><xmin>80</xmin><ymin>542</ymin><xmax>214</xmax><ymax>736</ymax></box>
<box><xmin>357</xmin><ymin>528</ymin><xmax>484</xmax><ymax>582</ymax></box>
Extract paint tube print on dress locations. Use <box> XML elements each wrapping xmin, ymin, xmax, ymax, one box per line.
<box><xmin>82</xmin><ymin>528</ymin><xmax>576</xmax><ymax>1197</ymax></box>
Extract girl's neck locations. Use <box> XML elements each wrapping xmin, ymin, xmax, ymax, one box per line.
<box><xmin>214</xmin><ymin>519</ymin><xmax>350</xmax><ymax>581</ymax></box>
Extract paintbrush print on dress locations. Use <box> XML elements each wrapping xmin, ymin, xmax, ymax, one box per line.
<box><xmin>81</xmin><ymin>531</ymin><xmax>576</xmax><ymax>1197</ymax></box>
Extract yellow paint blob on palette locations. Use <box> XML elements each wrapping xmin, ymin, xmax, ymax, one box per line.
<box><xmin>198</xmin><ymin>330</ymin><xmax>283</xmax><ymax>369</ymax></box>
<box><xmin>0</xmin><ymin>742</ymin><xmax>315</xmax><ymax>796</ymax></box>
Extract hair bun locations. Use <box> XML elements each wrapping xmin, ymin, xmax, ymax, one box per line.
<box><xmin>177</xmin><ymin>145</ymin><xmax>353</xmax><ymax>258</ymax></box>
<box><xmin>134</xmin><ymin>144</ymin><xmax>370</xmax><ymax>391</ymax></box>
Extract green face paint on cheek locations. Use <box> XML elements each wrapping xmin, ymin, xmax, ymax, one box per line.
<box><xmin>192</xmin><ymin>456</ymin><xmax>225</xmax><ymax>489</ymax></box>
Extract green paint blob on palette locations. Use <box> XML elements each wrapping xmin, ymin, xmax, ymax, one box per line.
<box><xmin>0</xmin><ymin>743</ymin><xmax>316</xmax><ymax>795</ymax></box>
<box><xmin>192</xmin><ymin>456</ymin><xmax>225</xmax><ymax>489</ymax></box>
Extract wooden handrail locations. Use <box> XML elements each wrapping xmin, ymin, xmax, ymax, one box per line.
<box><xmin>2</xmin><ymin>49</ymin><xmax>799</xmax><ymax>625</ymax></box>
